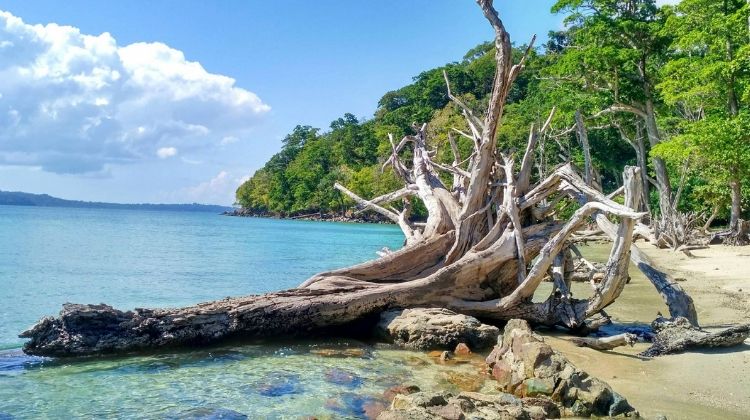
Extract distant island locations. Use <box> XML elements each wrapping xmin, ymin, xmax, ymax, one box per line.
<box><xmin>0</xmin><ymin>190</ymin><xmax>233</xmax><ymax>213</ymax></box>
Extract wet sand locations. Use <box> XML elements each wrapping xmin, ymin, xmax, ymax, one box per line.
<box><xmin>538</xmin><ymin>243</ymin><xmax>750</xmax><ymax>419</ymax></box>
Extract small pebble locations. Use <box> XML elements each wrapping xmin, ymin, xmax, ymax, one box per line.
<box><xmin>439</xmin><ymin>351</ymin><xmax>453</xmax><ymax>362</ymax></box>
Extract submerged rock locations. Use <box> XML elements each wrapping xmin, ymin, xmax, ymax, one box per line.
<box><xmin>440</xmin><ymin>370</ymin><xmax>487</xmax><ymax>392</ymax></box>
<box><xmin>169</xmin><ymin>407</ymin><xmax>248</xmax><ymax>420</ymax></box>
<box><xmin>324</xmin><ymin>368</ymin><xmax>363</xmax><ymax>388</ymax></box>
<box><xmin>383</xmin><ymin>384</ymin><xmax>421</xmax><ymax>402</ymax></box>
<box><xmin>310</xmin><ymin>347</ymin><xmax>369</xmax><ymax>358</ymax></box>
<box><xmin>375</xmin><ymin>308</ymin><xmax>500</xmax><ymax>351</ymax></box>
<box><xmin>403</xmin><ymin>355</ymin><xmax>430</xmax><ymax>367</ymax></box>
<box><xmin>253</xmin><ymin>373</ymin><xmax>302</xmax><ymax>397</ymax></box>
<box><xmin>326</xmin><ymin>392</ymin><xmax>389</xmax><ymax>419</ymax></box>
<box><xmin>453</xmin><ymin>343</ymin><xmax>472</xmax><ymax>356</ymax></box>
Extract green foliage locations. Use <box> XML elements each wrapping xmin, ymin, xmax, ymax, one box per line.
<box><xmin>652</xmin><ymin>0</ymin><xmax>750</xmax><ymax>222</ymax></box>
<box><xmin>653</xmin><ymin>111</ymin><xmax>750</xmax><ymax>212</ymax></box>
<box><xmin>659</xmin><ymin>0</ymin><xmax>749</xmax><ymax>112</ymax></box>
<box><xmin>235</xmin><ymin>42</ymin><xmax>520</xmax><ymax>216</ymax></box>
<box><xmin>237</xmin><ymin>0</ymin><xmax>750</xmax><ymax>224</ymax></box>
<box><xmin>550</xmin><ymin>0</ymin><xmax>668</xmax><ymax>107</ymax></box>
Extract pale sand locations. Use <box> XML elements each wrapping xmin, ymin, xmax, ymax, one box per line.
<box><xmin>538</xmin><ymin>243</ymin><xmax>750</xmax><ymax>420</ymax></box>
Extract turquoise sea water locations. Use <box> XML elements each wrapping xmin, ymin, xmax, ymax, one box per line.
<box><xmin>0</xmin><ymin>205</ymin><xmax>496</xmax><ymax>419</ymax></box>
<box><xmin>0</xmin><ymin>205</ymin><xmax>404</xmax><ymax>350</ymax></box>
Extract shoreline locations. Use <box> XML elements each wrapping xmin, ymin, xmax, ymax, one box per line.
<box><xmin>5</xmin><ymin>241</ymin><xmax>749</xmax><ymax>418</ymax></box>
<box><xmin>540</xmin><ymin>242</ymin><xmax>750</xmax><ymax>419</ymax></box>
<box><xmin>222</xmin><ymin>207</ymin><xmax>397</xmax><ymax>224</ymax></box>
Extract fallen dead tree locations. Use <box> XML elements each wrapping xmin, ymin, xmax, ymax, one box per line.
<box><xmin>641</xmin><ymin>317</ymin><xmax>750</xmax><ymax>357</ymax></box>
<box><xmin>568</xmin><ymin>318</ymin><xmax>749</xmax><ymax>357</ymax></box>
<box><xmin>19</xmin><ymin>0</ymin><xmax>698</xmax><ymax>358</ymax></box>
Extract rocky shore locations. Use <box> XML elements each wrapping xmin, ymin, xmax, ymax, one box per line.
<box><xmin>375</xmin><ymin>308</ymin><xmax>500</xmax><ymax>351</ymax></box>
<box><xmin>374</xmin><ymin>309</ymin><xmax>638</xmax><ymax>419</ymax></box>
<box><xmin>222</xmin><ymin>207</ymin><xmax>395</xmax><ymax>224</ymax></box>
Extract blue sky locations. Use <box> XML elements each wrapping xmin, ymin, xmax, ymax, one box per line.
<box><xmin>0</xmin><ymin>1</ymin><xmax>563</xmax><ymax>205</ymax></box>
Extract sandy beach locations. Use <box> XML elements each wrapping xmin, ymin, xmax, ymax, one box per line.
<box><xmin>539</xmin><ymin>243</ymin><xmax>750</xmax><ymax>419</ymax></box>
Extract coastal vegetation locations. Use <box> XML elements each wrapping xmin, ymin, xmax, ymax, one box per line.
<box><xmin>236</xmin><ymin>0</ymin><xmax>750</xmax><ymax>244</ymax></box>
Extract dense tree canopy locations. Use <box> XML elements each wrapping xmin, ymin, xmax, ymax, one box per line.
<box><xmin>237</xmin><ymin>0</ymin><xmax>750</xmax><ymax>231</ymax></box>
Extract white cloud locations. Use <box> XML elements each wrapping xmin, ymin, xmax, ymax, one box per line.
<box><xmin>179</xmin><ymin>170</ymin><xmax>249</xmax><ymax>205</ymax></box>
<box><xmin>0</xmin><ymin>11</ymin><xmax>270</xmax><ymax>174</ymax></box>
<box><xmin>655</xmin><ymin>0</ymin><xmax>681</xmax><ymax>5</ymax></box>
<box><xmin>180</xmin><ymin>157</ymin><xmax>202</xmax><ymax>165</ymax></box>
<box><xmin>156</xmin><ymin>146</ymin><xmax>177</xmax><ymax>159</ymax></box>
<box><xmin>220</xmin><ymin>135</ymin><xmax>239</xmax><ymax>145</ymax></box>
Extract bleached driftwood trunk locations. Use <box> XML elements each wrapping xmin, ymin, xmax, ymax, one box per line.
<box><xmin>20</xmin><ymin>0</ymin><xmax>696</xmax><ymax>357</ymax></box>
<box><xmin>570</xmin><ymin>333</ymin><xmax>637</xmax><ymax>351</ymax></box>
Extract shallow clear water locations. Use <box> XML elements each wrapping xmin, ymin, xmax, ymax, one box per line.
<box><xmin>0</xmin><ymin>341</ymin><xmax>491</xmax><ymax>419</ymax></box>
<box><xmin>0</xmin><ymin>205</ymin><xmax>486</xmax><ymax>419</ymax></box>
<box><xmin>0</xmin><ymin>205</ymin><xmax>404</xmax><ymax>349</ymax></box>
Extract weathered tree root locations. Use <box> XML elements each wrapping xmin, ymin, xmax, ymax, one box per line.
<box><xmin>640</xmin><ymin>317</ymin><xmax>750</xmax><ymax>357</ymax></box>
<box><xmin>18</xmin><ymin>0</ymin><xmax>698</xmax><ymax>359</ymax></box>
<box><xmin>595</xmin><ymin>212</ymin><xmax>698</xmax><ymax>326</ymax></box>
<box><xmin>711</xmin><ymin>220</ymin><xmax>750</xmax><ymax>246</ymax></box>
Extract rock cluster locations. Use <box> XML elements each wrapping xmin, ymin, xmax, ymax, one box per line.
<box><xmin>486</xmin><ymin>319</ymin><xmax>637</xmax><ymax>417</ymax></box>
<box><xmin>375</xmin><ymin>308</ymin><xmax>500</xmax><ymax>351</ymax></box>
<box><xmin>377</xmin><ymin>391</ymin><xmax>559</xmax><ymax>420</ymax></box>
<box><xmin>378</xmin><ymin>319</ymin><xmax>638</xmax><ymax>419</ymax></box>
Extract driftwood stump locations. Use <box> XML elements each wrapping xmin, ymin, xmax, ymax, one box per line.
<box><xmin>570</xmin><ymin>333</ymin><xmax>638</xmax><ymax>351</ymax></box>
<box><xmin>641</xmin><ymin>317</ymin><xmax>750</xmax><ymax>357</ymax></box>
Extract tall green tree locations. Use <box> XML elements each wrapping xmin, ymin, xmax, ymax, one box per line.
<box><xmin>551</xmin><ymin>0</ymin><xmax>674</xmax><ymax>216</ymax></box>
<box><xmin>656</xmin><ymin>0</ymin><xmax>750</xmax><ymax>236</ymax></box>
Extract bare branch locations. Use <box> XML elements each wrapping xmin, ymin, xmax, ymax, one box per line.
<box><xmin>591</xmin><ymin>103</ymin><xmax>647</xmax><ymax>119</ymax></box>
<box><xmin>368</xmin><ymin>185</ymin><xmax>419</xmax><ymax>206</ymax></box>
<box><xmin>574</xmin><ymin>110</ymin><xmax>594</xmax><ymax>187</ymax></box>
<box><xmin>586</xmin><ymin>167</ymin><xmax>641</xmax><ymax>315</ymax></box>
<box><xmin>508</xmin><ymin>34</ymin><xmax>537</xmax><ymax>82</ymax></box>
<box><xmin>443</xmin><ymin>70</ymin><xmax>486</xmax><ymax>135</ymax></box>
<box><xmin>502</xmin><ymin>154</ymin><xmax>527</xmax><ymax>284</ymax></box>
<box><xmin>570</xmin><ymin>333</ymin><xmax>637</xmax><ymax>351</ymax></box>
<box><xmin>606</xmin><ymin>186</ymin><xmax>625</xmax><ymax>199</ymax></box>
<box><xmin>540</xmin><ymin>106</ymin><xmax>556</xmax><ymax>133</ymax></box>
<box><xmin>518</xmin><ymin>107</ymin><xmax>557</xmax><ymax>193</ymax></box>
<box><xmin>478</xmin><ymin>0</ymin><xmax>513</xmax><ymax>142</ymax></box>
<box><xmin>448</xmin><ymin>133</ymin><xmax>461</xmax><ymax>164</ymax></box>
<box><xmin>431</xmin><ymin>160</ymin><xmax>471</xmax><ymax>178</ymax></box>
<box><xmin>382</xmin><ymin>133</ymin><xmax>413</xmax><ymax>182</ymax></box>
<box><xmin>497</xmin><ymin>200</ymin><xmax>645</xmax><ymax>310</ymax></box>
<box><xmin>335</xmin><ymin>182</ymin><xmax>400</xmax><ymax>223</ymax></box>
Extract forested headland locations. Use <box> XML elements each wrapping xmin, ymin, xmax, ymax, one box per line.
<box><xmin>0</xmin><ymin>190</ymin><xmax>231</xmax><ymax>213</ymax></box>
<box><xmin>235</xmin><ymin>0</ymin><xmax>749</xmax><ymax>235</ymax></box>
